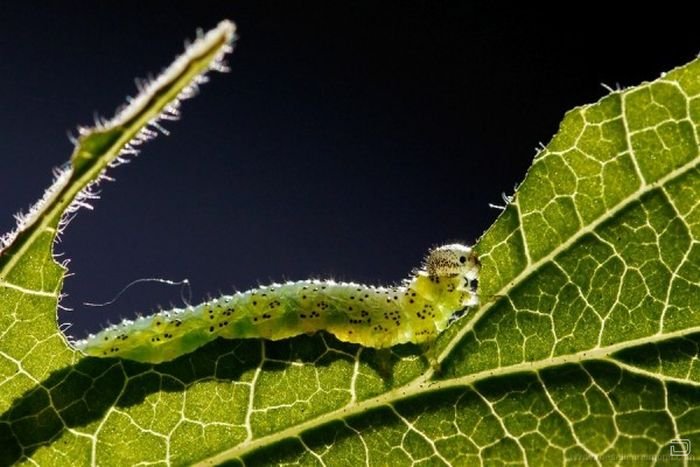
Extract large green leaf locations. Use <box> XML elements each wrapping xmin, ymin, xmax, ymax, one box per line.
<box><xmin>1</xmin><ymin>21</ymin><xmax>699</xmax><ymax>464</ymax></box>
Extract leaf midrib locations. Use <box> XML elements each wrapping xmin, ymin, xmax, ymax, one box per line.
<box><xmin>197</xmin><ymin>321</ymin><xmax>700</xmax><ymax>465</ymax></box>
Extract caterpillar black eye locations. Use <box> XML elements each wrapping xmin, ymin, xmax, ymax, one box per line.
<box><xmin>459</xmin><ymin>256</ymin><xmax>467</xmax><ymax>264</ymax></box>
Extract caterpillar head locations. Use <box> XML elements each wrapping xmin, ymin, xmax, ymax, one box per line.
<box><xmin>425</xmin><ymin>243</ymin><xmax>480</xmax><ymax>281</ymax></box>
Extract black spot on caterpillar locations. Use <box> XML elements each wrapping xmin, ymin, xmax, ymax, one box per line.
<box><xmin>74</xmin><ymin>244</ymin><xmax>480</xmax><ymax>363</ymax></box>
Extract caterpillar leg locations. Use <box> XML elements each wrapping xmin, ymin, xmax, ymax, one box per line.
<box><xmin>482</xmin><ymin>293</ymin><xmax>505</xmax><ymax>305</ymax></box>
<box><xmin>420</xmin><ymin>342</ymin><xmax>442</xmax><ymax>374</ymax></box>
<box><xmin>373</xmin><ymin>348</ymin><xmax>394</xmax><ymax>382</ymax></box>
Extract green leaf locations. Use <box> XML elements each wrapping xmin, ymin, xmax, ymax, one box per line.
<box><xmin>1</xmin><ymin>23</ymin><xmax>698</xmax><ymax>465</ymax></box>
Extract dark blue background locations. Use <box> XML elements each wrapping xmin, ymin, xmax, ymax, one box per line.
<box><xmin>0</xmin><ymin>2</ymin><xmax>697</xmax><ymax>337</ymax></box>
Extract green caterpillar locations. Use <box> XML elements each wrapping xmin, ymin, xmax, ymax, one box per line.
<box><xmin>74</xmin><ymin>244</ymin><xmax>480</xmax><ymax>363</ymax></box>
